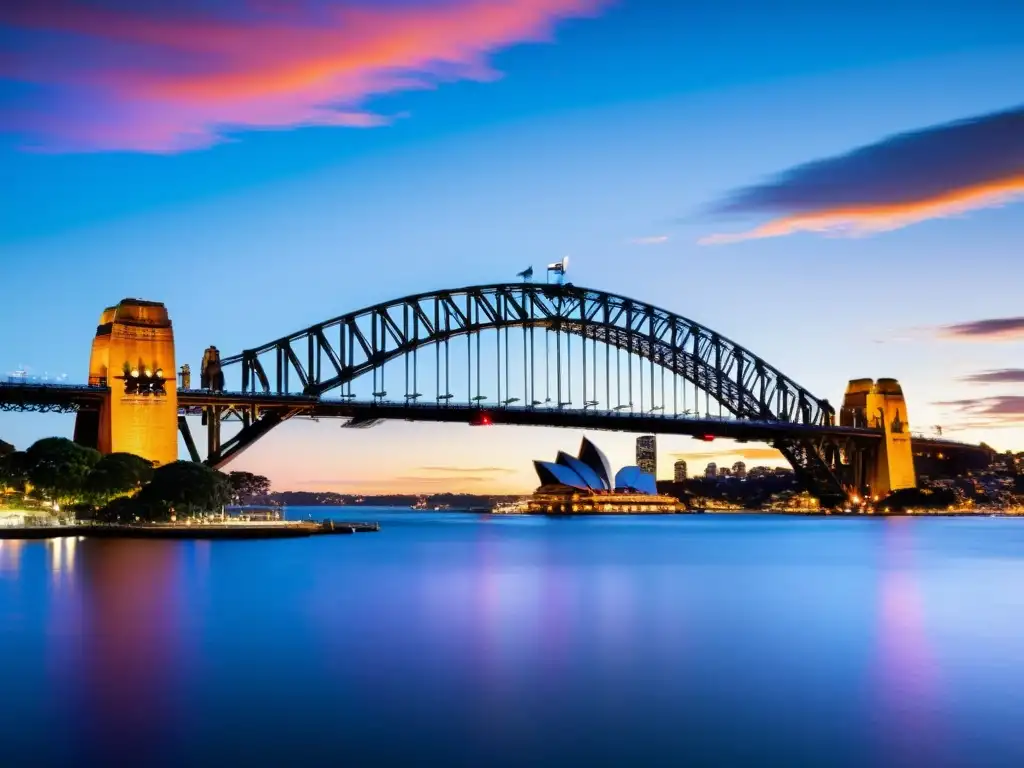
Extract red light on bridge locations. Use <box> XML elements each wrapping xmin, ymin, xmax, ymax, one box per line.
<box><xmin>694</xmin><ymin>434</ymin><xmax>715</xmax><ymax>442</ymax></box>
<box><xmin>471</xmin><ymin>412</ymin><xmax>493</xmax><ymax>426</ymax></box>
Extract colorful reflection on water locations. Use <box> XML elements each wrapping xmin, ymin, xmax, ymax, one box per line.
<box><xmin>3</xmin><ymin>512</ymin><xmax>1024</xmax><ymax>766</ymax></box>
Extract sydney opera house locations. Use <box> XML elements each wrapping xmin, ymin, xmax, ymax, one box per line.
<box><xmin>527</xmin><ymin>437</ymin><xmax>685</xmax><ymax>514</ymax></box>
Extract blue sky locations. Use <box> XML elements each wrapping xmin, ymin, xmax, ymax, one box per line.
<box><xmin>2</xmin><ymin>0</ymin><xmax>1023</xmax><ymax>492</ymax></box>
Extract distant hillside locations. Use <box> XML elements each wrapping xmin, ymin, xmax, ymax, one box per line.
<box><xmin>265</xmin><ymin>491</ymin><xmax>519</xmax><ymax>509</ymax></box>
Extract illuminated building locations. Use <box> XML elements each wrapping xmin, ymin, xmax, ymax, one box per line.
<box><xmin>705</xmin><ymin>462</ymin><xmax>717</xmax><ymax>478</ymax></box>
<box><xmin>718</xmin><ymin>466</ymin><xmax>731</xmax><ymax>478</ymax></box>
<box><xmin>527</xmin><ymin>437</ymin><xmax>684</xmax><ymax>514</ymax></box>
<box><xmin>674</xmin><ymin>459</ymin><xmax>688</xmax><ymax>482</ymax></box>
<box><xmin>636</xmin><ymin>435</ymin><xmax>657</xmax><ymax>477</ymax></box>
<box><xmin>732</xmin><ymin>461</ymin><xmax>747</xmax><ymax>479</ymax></box>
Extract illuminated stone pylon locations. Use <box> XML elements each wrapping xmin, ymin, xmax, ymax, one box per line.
<box><xmin>841</xmin><ymin>378</ymin><xmax>916</xmax><ymax>497</ymax></box>
<box><xmin>73</xmin><ymin>299</ymin><xmax>178</xmax><ymax>466</ymax></box>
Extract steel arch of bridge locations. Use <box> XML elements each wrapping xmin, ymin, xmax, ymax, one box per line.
<box><xmin>226</xmin><ymin>283</ymin><xmax>831</xmax><ymax>423</ymax></box>
<box><xmin>216</xmin><ymin>283</ymin><xmax>847</xmax><ymax>502</ymax></box>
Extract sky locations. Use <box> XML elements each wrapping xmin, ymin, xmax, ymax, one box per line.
<box><xmin>2</xmin><ymin>0</ymin><xmax>1024</xmax><ymax>494</ymax></box>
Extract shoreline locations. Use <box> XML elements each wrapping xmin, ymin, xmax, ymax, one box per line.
<box><xmin>0</xmin><ymin>520</ymin><xmax>379</xmax><ymax>541</ymax></box>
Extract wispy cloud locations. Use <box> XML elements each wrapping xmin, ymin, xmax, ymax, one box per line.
<box><xmin>417</xmin><ymin>466</ymin><xmax>515</xmax><ymax>475</ymax></box>
<box><xmin>960</xmin><ymin>369</ymin><xmax>1024</xmax><ymax>384</ymax></box>
<box><xmin>671</xmin><ymin>447</ymin><xmax>783</xmax><ymax>462</ymax></box>
<box><xmin>939</xmin><ymin>317</ymin><xmax>1024</xmax><ymax>341</ymax></box>
<box><xmin>701</xmin><ymin>106</ymin><xmax>1024</xmax><ymax>244</ymax></box>
<box><xmin>934</xmin><ymin>395</ymin><xmax>1024</xmax><ymax>431</ymax></box>
<box><xmin>0</xmin><ymin>0</ymin><xmax>608</xmax><ymax>152</ymax></box>
<box><xmin>629</xmin><ymin>235</ymin><xmax>670</xmax><ymax>245</ymax></box>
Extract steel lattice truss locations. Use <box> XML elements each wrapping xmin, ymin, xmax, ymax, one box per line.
<box><xmin>224</xmin><ymin>283</ymin><xmax>833</xmax><ymax>426</ymax></box>
<box><xmin>0</xmin><ymin>382</ymin><xmax>103</xmax><ymax>413</ymax></box>
<box><xmin>0</xmin><ymin>401</ymin><xmax>81</xmax><ymax>413</ymax></box>
<box><xmin>218</xmin><ymin>283</ymin><xmax>846</xmax><ymax>501</ymax></box>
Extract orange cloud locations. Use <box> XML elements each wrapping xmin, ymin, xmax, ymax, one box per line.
<box><xmin>0</xmin><ymin>0</ymin><xmax>608</xmax><ymax>152</ymax></box>
<box><xmin>671</xmin><ymin>446</ymin><xmax>784</xmax><ymax>462</ymax></box>
<box><xmin>701</xmin><ymin>173</ymin><xmax>1024</xmax><ymax>244</ymax></box>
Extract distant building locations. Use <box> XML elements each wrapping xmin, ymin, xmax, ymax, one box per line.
<box><xmin>718</xmin><ymin>466</ymin><xmax>731</xmax><ymax>478</ymax></box>
<box><xmin>636</xmin><ymin>435</ymin><xmax>657</xmax><ymax>477</ymax></box>
<box><xmin>673</xmin><ymin>459</ymin><xmax>688</xmax><ymax>482</ymax></box>
<box><xmin>732</xmin><ymin>461</ymin><xmax>747</xmax><ymax>479</ymax></box>
<box><xmin>705</xmin><ymin>462</ymin><xmax>717</xmax><ymax>478</ymax></box>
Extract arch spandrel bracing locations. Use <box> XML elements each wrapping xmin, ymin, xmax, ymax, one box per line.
<box><xmin>212</xmin><ymin>282</ymin><xmax>845</xmax><ymax>504</ymax></box>
<box><xmin>221</xmin><ymin>283</ymin><xmax>832</xmax><ymax>426</ymax></box>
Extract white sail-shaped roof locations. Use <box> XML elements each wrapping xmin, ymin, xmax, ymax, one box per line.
<box><xmin>614</xmin><ymin>466</ymin><xmax>658</xmax><ymax>495</ymax></box>
<box><xmin>557</xmin><ymin>451</ymin><xmax>607</xmax><ymax>490</ymax></box>
<box><xmin>534</xmin><ymin>460</ymin><xmax>590</xmax><ymax>490</ymax></box>
<box><xmin>578</xmin><ymin>437</ymin><xmax>613</xmax><ymax>490</ymax></box>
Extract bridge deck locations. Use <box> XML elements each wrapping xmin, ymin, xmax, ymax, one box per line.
<box><xmin>0</xmin><ymin>382</ymin><xmax>984</xmax><ymax>454</ymax></box>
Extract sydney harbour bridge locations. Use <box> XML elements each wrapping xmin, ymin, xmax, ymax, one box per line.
<box><xmin>0</xmin><ymin>282</ymin><xmax>989</xmax><ymax>507</ymax></box>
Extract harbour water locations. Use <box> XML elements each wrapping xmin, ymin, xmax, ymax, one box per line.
<box><xmin>3</xmin><ymin>509</ymin><xmax>1024</xmax><ymax>766</ymax></box>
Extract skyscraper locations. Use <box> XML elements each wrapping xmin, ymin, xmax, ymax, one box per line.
<box><xmin>673</xmin><ymin>459</ymin><xmax>688</xmax><ymax>482</ymax></box>
<box><xmin>705</xmin><ymin>462</ymin><xmax>717</xmax><ymax>478</ymax></box>
<box><xmin>732</xmin><ymin>461</ymin><xmax>747</xmax><ymax>479</ymax></box>
<box><xmin>636</xmin><ymin>435</ymin><xmax>656</xmax><ymax>476</ymax></box>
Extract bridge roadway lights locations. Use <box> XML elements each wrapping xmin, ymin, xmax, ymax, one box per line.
<box><xmin>840</xmin><ymin>378</ymin><xmax>916</xmax><ymax>498</ymax></box>
<box><xmin>73</xmin><ymin>299</ymin><xmax>179</xmax><ymax>467</ymax></box>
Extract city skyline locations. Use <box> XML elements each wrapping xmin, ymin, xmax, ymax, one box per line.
<box><xmin>2</xmin><ymin>1</ymin><xmax>1023</xmax><ymax>494</ymax></box>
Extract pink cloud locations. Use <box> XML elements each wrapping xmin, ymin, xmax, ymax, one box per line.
<box><xmin>0</xmin><ymin>0</ymin><xmax>608</xmax><ymax>152</ymax></box>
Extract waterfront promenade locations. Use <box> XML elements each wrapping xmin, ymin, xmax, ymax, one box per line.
<box><xmin>0</xmin><ymin>519</ymin><xmax>379</xmax><ymax>540</ymax></box>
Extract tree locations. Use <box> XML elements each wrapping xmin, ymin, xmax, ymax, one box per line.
<box><xmin>25</xmin><ymin>437</ymin><xmax>101</xmax><ymax>507</ymax></box>
<box><xmin>137</xmin><ymin>461</ymin><xmax>231</xmax><ymax>520</ymax></box>
<box><xmin>93</xmin><ymin>495</ymin><xmax>149</xmax><ymax>524</ymax></box>
<box><xmin>85</xmin><ymin>452</ymin><xmax>154</xmax><ymax>505</ymax></box>
<box><xmin>0</xmin><ymin>450</ymin><xmax>31</xmax><ymax>494</ymax></box>
<box><xmin>227</xmin><ymin>471</ymin><xmax>271</xmax><ymax>505</ymax></box>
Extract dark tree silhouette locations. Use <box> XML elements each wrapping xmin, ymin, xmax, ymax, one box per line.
<box><xmin>25</xmin><ymin>437</ymin><xmax>101</xmax><ymax>507</ymax></box>
<box><xmin>227</xmin><ymin>471</ymin><xmax>272</xmax><ymax>505</ymax></box>
<box><xmin>0</xmin><ymin>450</ymin><xmax>31</xmax><ymax>494</ymax></box>
<box><xmin>85</xmin><ymin>452</ymin><xmax>155</xmax><ymax>504</ymax></box>
<box><xmin>137</xmin><ymin>461</ymin><xmax>232</xmax><ymax>520</ymax></box>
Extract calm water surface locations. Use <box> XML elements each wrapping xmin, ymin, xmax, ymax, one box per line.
<box><xmin>2</xmin><ymin>510</ymin><xmax>1024</xmax><ymax>766</ymax></box>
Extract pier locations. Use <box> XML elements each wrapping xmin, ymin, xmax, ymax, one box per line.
<box><xmin>0</xmin><ymin>520</ymin><xmax>380</xmax><ymax>541</ymax></box>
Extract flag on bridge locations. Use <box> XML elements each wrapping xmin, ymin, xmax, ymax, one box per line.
<box><xmin>546</xmin><ymin>256</ymin><xmax>569</xmax><ymax>282</ymax></box>
<box><xmin>517</xmin><ymin>266</ymin><xmax>534</xmax><ymax>281</ymax></box>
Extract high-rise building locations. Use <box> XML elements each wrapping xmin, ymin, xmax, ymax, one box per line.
<box><xmin>732</xmin><ymin>461</ymin><xmax>747</xmax><ymax>479</ymax></box>
<box><xmin>718</xmin><ymin>466</ymin><xmax>731</xmax><ymax>478</ymax></box>
<box><xmin>673</xmin><ymin>459</ymin><xmax>688</xmax><ymax>482</ymax></box>
<box><xmin>705</xmin><ymin>462</ymin><xmax>717</xmax><ymax>478</ymax></box>
<box><xmin>636</xmin><ymin>435</ymin><xmax>657</xmax><ymax>477</ymax></box>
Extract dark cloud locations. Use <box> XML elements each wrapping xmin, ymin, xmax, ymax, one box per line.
<box><xmin>941</xmin><ymin>317</ymin><xmax>1024</xmax><ymax>340</ymax></box>
<box><xmin>719</xmin><ymin>106</ymin><xmax>1024</xmax><ymax>213</ymax></box>
<box><xmin>960</xmin><ymin>369</ymin><xmax>1024</xmax><ymax>384</ymax></box>
<box><xmin>701</xmin><ymin>106</ymin><xmax>1024</xmax><ymax>243</ymax></box>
